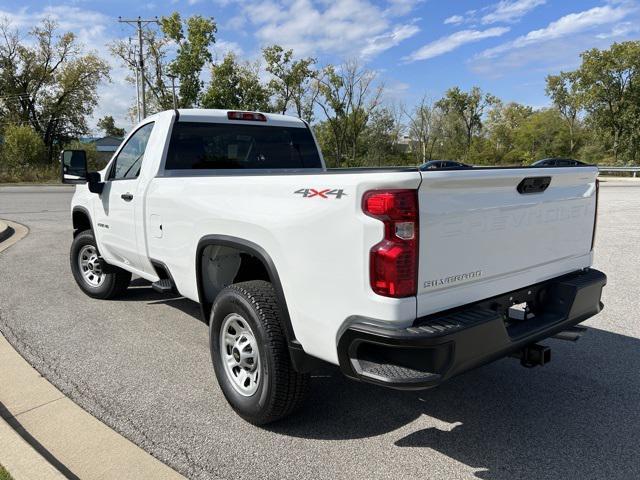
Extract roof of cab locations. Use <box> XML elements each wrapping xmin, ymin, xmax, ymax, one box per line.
<box><xmin>166</xmin><ymin>109</ymin><xmax>307</xmax><ymax>128</ymax></box>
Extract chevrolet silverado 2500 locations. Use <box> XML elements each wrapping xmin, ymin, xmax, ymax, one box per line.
<box><xmin>61</xmin><ymin>109</ymin><xmax>606</xmax><ymax>425</ymax></box>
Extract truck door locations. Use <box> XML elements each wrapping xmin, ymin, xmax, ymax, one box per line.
<box><xmin>93</xmin><ymin>122</ymin><xmax>155</xmax><ymax>271</ymax></box>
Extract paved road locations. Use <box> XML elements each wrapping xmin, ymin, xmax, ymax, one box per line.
<box><xmin>1</xmin><ymin>183</ymin><xmax>639</xmax><ymax>480</ymax></box>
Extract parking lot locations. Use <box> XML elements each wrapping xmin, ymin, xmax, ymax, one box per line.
<box><xmin>1</xmin><ymin>181</ymin><xmax>639</xmax><ymax>480</ymax></box>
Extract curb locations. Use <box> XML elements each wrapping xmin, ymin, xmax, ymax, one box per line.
<box><xmin>0</xmin><ymin>221</ymin><xmax>14</xmax><ymax>243</ymax></box>
<box><xmin>0</xmin><ymin>221</ymin><xmax>28</xmax><ymax>254</ymax></box>
<box><xmin>0</xmin><ymin>221</ymin><xmax>185</xmax><ymax>480</ymax></box>
<box><xmin>0</xmin><ymin>415</ymin><xmax>65</xmax><ymax>480</ymax></box>
<box><xmin>0</xmin><ymin>334</ymin><xmax>185</xmax><ymax>480</ymax></box>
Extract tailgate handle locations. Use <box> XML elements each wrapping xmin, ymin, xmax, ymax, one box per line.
<box><xmin>517</xmin><ymin>176</ymin><xmax>551</xmax><ymax>194</ymax></box>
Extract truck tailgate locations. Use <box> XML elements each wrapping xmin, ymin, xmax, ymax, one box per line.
<box><xmin>416</xmin><ymin>167</ymin><xmax>598</xmax><ymax>317</ymax></box>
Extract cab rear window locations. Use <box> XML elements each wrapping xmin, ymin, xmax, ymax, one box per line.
<box><xmin>164</xmin><ymin>122</ymin><xmax>322</xmax><ymax>170</ymax></box>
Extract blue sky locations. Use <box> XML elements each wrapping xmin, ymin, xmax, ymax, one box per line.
<box><xmin>1</xmin><ymin>0</ymin><xmax>639</xmax><ymax>130</ymax></box>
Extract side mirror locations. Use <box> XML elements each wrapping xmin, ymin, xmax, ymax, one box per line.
<box><xmin>61</xmin><ymin>150</ymin><xmax>88</xmax><ymax>184</ymax></box>
<box><xmin>87</xmin><ymin>172</ymin><xmax>104</xmax><ymax>194</ymax></box>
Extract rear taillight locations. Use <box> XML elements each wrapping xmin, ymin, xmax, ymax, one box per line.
<box><xmin>363</xmin><ymin>189</ymin><xmax>418</xmax><ymax>298</ymax></box>
<box><xmin>591</xmin><ymin>178</ymin><xmax>599</xmax><ymax>251</ymax></box>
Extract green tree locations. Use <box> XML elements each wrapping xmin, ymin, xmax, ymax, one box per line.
<box><xmin>200</xmin><ymin>53</ymin><xmax>271</xmax><ymax>111</ymax></box>
<box><xmin>436</xmin><ymin>86</ymin><xmax>498</xmax><ymax>156</ymax></box>
<box><xmin>405</xmin><ymin>96</ymin><xmax>444</xmax><ymax>163</ymax></box>
<box><xmin>263</xmin><ymin>45</ymin><xmax>317</xmax><ymax>121</ymax></box>
<box><xmin>575</xmin><ymin>41</ymin><xmax>640</xmax><ymax>162</ymax></box>
<box><xmin>315</xmin><ymin>60</ymin><xmax>383</xmax><ymax>166</ymax></box>
<box><xmin>546</xmin><ymin>71</ymin><xmax>582</xmax><ymax>154</ymax></box>
<box><xmin>160</xmin><ymin>13</ymin><xmax>217</xmax><ymax>108</ymax></box>
<box><xmin>0</xmin><ymin>18</ymin><xmax>110</xmax><ymax>162</ymax></box>
<box><xmin>513</xmin><ymin>109</ymin><xmax>572</xmax><ymax>163</ymax></box>
<box><xmin>312</xmin><ymin>121</ymin><xmax>338</xmax><ymax>166</ymax></box>
<box><xmin>97</xmin><ymin>116</ymin><xmax>125</xmax><ymax>137</ymax></box>
<box><xmin>362</xmin><ymin>108</ymin><xmax>401</xmax><ymax>166</ymax></box>
<box><xmin>437</xmin><ymin>109</ymin><xmax>467</xmax><ymax>160</ymax></box>
<box><xmin>110</xmin><ymin>13</ymin><xmax>216</xmax><ymax>114</ymax></box>
<box><xmin>0</xmin><ymin>124</ymin><xmax>45</xmax><ymax>168</ymax></box>
<box><xmin>485</xmin><ymin>101</ymin><xmax>533</xmax><ymax>163</ymax></box>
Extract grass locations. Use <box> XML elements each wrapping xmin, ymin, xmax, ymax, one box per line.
<box><xmin>0</xmin><ymin>164</ymin><xmax>59</xmax><ymax>183</ymax></box>
<box><xmin>0</xmin><ymin>464</ymin><xmax>14</xmax><ymax>480</ymax></box>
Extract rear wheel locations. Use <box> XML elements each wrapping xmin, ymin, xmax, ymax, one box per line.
<box><xmin>70</xmin><ymin>230</ymin><xmax>131</xmax><ymax>299</ymax></box>
<box><xmin>210</xmin><ymin>280</ymin><xmax>309</xmax><ymax>425</ymax></box>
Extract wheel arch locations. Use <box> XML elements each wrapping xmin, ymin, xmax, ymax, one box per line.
<box><xmin>196</xmin><ymin>235</ymin><xmax>320</xmax><ymax>372</ymax></box>
<box><xmin>196</xmin><ymin>235</ymin><xmax>294</xmax><ymax>337</ymax></box>
<box><xmin>72</xmin><ymin>206</ymin><xmax>93</xmax><ymax>236</ymax></box>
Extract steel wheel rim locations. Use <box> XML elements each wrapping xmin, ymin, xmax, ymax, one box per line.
<box><xmin>78</xmin><ymin>245</ymin><xmax>105</xmax><ymax>287</ymax></box>
<box><xmin>220</xmin><ymin>313</ymin><xmax>261</xmax><ymax>397</ymax></box>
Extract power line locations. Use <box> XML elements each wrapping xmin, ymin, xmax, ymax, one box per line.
<box><xmin>117</xmin><ymin>16</ymin><xmax>159</xmax><ymax>120</ymax></box>
<box><xmin>0</xmin><ymin>93</ymin><xmax>29</xmax><ymax>100</ymax></box>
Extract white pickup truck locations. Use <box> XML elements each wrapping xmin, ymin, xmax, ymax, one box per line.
<box><xmin>62</xmin><ymin>109</ymin><xmax>606</xmax><ymax>424</ymax></box>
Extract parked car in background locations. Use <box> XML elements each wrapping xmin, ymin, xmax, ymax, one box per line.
<box><xmin>419</xmin><ymin>160</ymin><xmax>473</xmax><ymax>170</ymax></box>
<box><xmin>532</xmin><ymin>158</ymin><xmax>587</xmax><ymax>167</ymax></box>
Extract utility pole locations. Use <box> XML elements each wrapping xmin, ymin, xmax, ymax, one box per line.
<box><xmin>118</xmin><ymin>16</ymin><xmax>158</xmax><ymax>119</ymax></box>
<box><xmin>128</xmin><ymin>38</ymin><xmax>141</xmax><ymax>122</ymax></box>
<box><xmin>134</xmin><ymin>51</ymin><xmax>141</xmax><ymax>121</ymax></box>
<box><xmin>168</xmin><ymin>74</ymin><xmax>178</xmax><ymax>110</ymax></box>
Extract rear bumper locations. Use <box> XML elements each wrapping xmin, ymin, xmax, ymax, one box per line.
<box><xmin>337</xmin><ymin>268</ymin><xmax>606</xmax><ymax>390</ymax></box>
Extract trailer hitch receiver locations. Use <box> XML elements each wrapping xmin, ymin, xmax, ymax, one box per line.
<box><xmin>512</xmin><ymin>344</ymin><xmax>551</xmax><ymax>368</ymax></box>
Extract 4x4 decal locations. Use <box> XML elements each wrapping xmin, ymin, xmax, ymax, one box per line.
<box><xmin>294</xmin><ymin>188</ymin><xmax>347</xmax><ymax>199</ymax></box>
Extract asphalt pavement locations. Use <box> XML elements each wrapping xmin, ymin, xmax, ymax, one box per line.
<box><xmin>0</xmin><ymin>182</ymin><xmax>639</xmax><ymax>480</ymax></box>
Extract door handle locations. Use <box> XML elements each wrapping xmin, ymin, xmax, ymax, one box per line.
<box><xmin>121</xmin><ymin>193</ymin><xmax>134</xmax><ymax>201</ymax></box>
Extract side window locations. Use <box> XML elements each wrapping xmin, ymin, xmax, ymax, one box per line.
<box><xmin>108</xmin><ymin>122</ymin><xmax>155</xmax><ymax>180</ymax></box>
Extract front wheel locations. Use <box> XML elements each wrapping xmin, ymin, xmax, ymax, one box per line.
<box><xmin>70</xmin><ymin>230</ymin><xmax>131</xmax><ymax>299</ymax></box>
<box><xmin>210</xmin><ymin>281</ymin><xmax>309</xmax><ymax>425</ymax></box>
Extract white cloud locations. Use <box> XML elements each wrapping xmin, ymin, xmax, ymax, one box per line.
<box><xmin>225</xmin><ymin>14</ymin><xmax>247</xmax><ymax>30</ymax></box>
<box><xmin>212</xmin><ymin>39</ymin><xmax>245</xmax><ymax>60</ymax></box>
<box><xmin>243</xmin><ymin>0</ymin><xmax>420</xmax><ymax>58</ymax></box>
<box><xmin>0</xmin><ymin>5</ymin><xmax>111</xmax><ymax>48</ymax></box>
<box><xmin>384</xmin><ymin>0</ymin><xmax>423</xmax><ymax>17</ymax></box>
<box><xmin>404</xmin><ymin>27</ymin><xmax>510</xmax><ymax>62</ymax></box>
<box><xmin>481</xmin><ymin>0</ymin><xmax>546</xmax><ymax>24</ymax></box>
<box><xmin>384</xmin><ymin>80</ymin><xmax>410</xmax><ymax>101</ymax></box>
<box><xmin>361</xmin><ymin>24</ymin><xmax>420</xmax><ymax>57</ymax></box>
<box><xmin>442</xmin><ymin>0</ymin><xmax>543</xmax><ymax>27</ymax></box>
<box><xmin>443</xmin><ymin>15</ymin><xmax>464</xmax><ymax>25</ymax></box>
<box><xmin>596</xmin><ymin>21</ymin><xmax>640</xmax><ymax>39</ymax></box>
<box><xmin>477</xmin><ymin>3</ymin><xmax>636</xmax><ymax>59</ymax></box>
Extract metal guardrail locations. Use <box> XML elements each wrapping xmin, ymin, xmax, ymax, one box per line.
<box><xmin>598</xmin><ymin>166</ymin><xmax>640</xmax><ymax>177</ymax></box>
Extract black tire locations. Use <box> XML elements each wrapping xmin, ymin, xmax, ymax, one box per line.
<box><xmin>210</xmin><ymin>280</ymin><xmax>309</xmax><ymax>425</ymax></box>
<box><xmin>70</xmin><ymin>229</ymin><xmax>131</xmax><ymax>299</ymax></box>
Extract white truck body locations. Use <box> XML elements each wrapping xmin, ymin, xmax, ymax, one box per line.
<box><xmin>67</xmin><ymin>109</ymin><xmax>605</xmax><ymax>400</ymax></box>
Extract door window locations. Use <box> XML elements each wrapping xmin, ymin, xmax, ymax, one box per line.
<box><xmin>108</xmin><ymin>123</ymin><xmax>155</xmax><ymax>180</ymax></box>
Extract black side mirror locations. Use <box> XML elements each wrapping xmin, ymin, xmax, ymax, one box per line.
<box><xmin>87</xmin><ymin>172</ymin><xmax>104</xmax><ymax>194</ymax></box>
<box><xmin>61</xmin><ymin>150</ymin><xmax>88</xmax><ymax>184</ymax></box>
